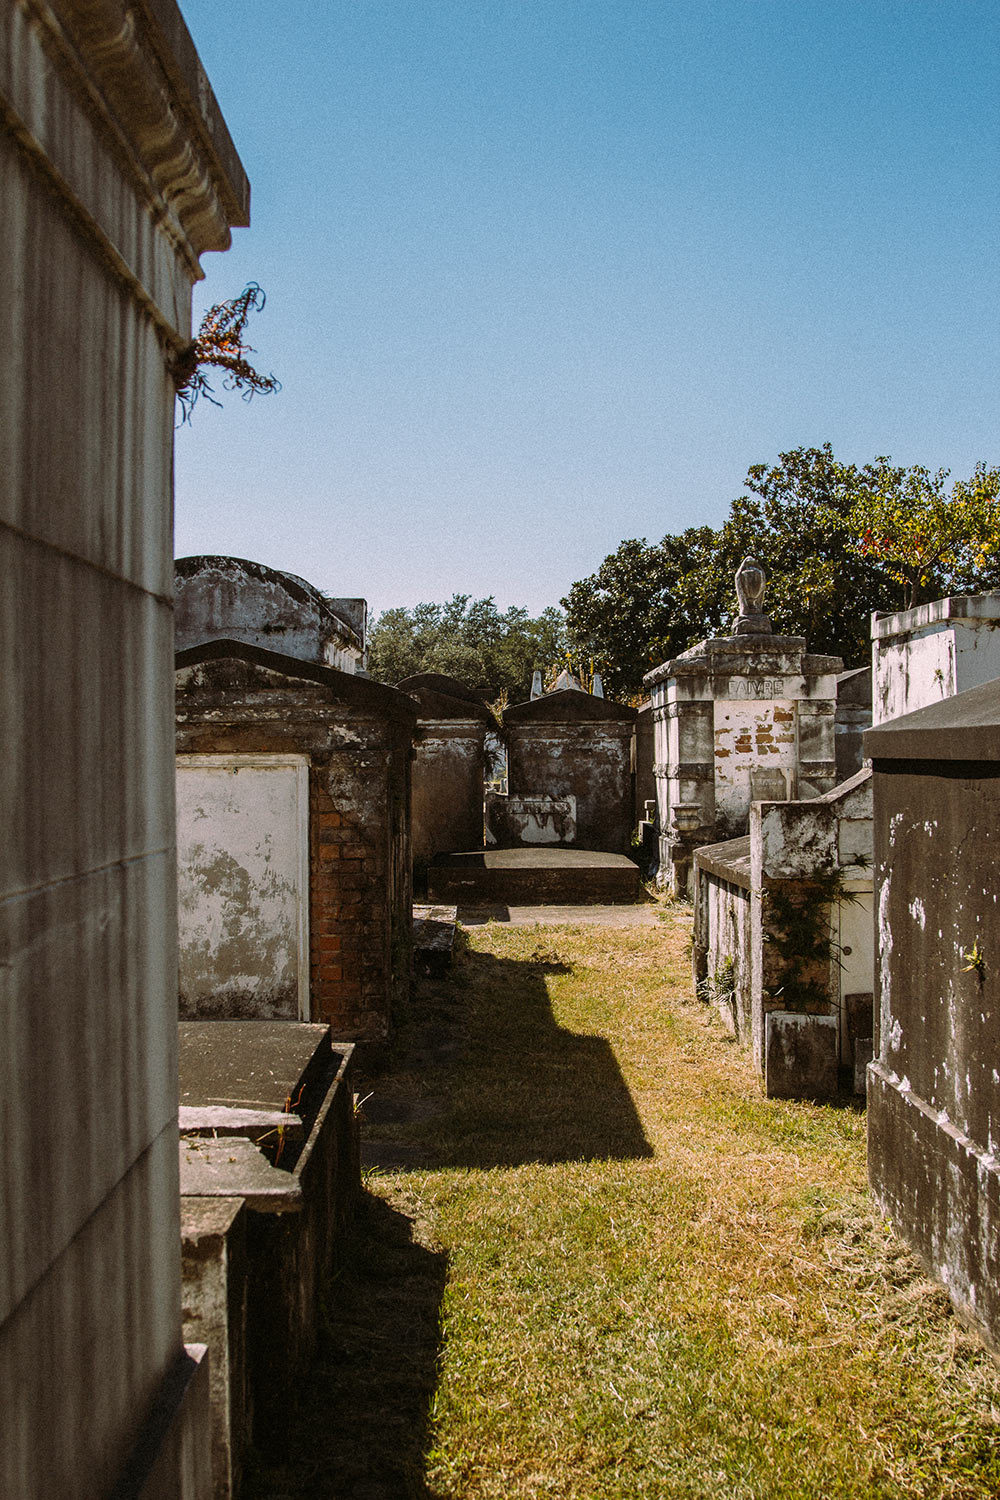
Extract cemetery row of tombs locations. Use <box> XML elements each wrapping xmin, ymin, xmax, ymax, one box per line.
<box><xmin>174</xmin><ymin>552</ymin><xmax>1000</xmax><ymax>1496</ymax></box>
<box><xmin>7</xmin><ymin>11</ymin><xmax>993</xmax><ymax>1491</ymax></box>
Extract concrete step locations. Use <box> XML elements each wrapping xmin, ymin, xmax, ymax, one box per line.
<box><xmin>426</xmin><ymin>847</ymin><xmax>643</xmax><ymax>906</ymax></box>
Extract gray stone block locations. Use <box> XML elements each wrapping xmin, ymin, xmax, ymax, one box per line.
<box><xmin>854</xmin><ymin>1037</ymin><xmax>874</xmax><ymax>1096</ymax></box>
<box><xmin>182</xmin><ymin>1200</ymin><xmax>248</xmax><ymax>1500</ymax></box>
<box><xmin>765</xmin><ymin>1011</ymin><xmax>838</xmax><ymax>1100</ymax></box>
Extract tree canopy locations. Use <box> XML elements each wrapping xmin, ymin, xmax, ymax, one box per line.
<box><xmin>563</xmin><ymin>446</ymin><xmax>1000</xmax><ymax>700</ymax></box>
<box><xmin>846</xmin><ymin>460</ymin><xmax>1000</xmax><ymax>608</ymax></box>
<box><xmin>368</xmin><ymin>448</ymin><xmax>1000</xmax><ymax>707</ymax></box>
<box><xmin>367</xmin><ymin>594</ymin><xmax>568</xmax><ymax>703</ymax></box>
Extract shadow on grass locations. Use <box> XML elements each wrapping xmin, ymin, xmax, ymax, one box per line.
<box><xmin>362</xmin><ymin>931</ymin><xmax>654</xmax><ymax>1169</ymax></box>
<box><xmin>249</xmin><ymin>931</ymin><xmax>653</xmax><ymax>1496</ymax></box>
<box><xmin>246</xmin><ymin>1189</ymin><xmax>447</xmax><ymax>1500</ymax></box>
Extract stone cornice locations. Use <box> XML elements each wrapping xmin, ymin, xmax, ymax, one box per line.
<box><xmin>6</xmin><ymin>0</ymin><xmax>248</xmax><ymax>292</ymax></box>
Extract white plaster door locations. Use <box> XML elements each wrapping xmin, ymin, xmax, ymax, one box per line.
<box><xmin>176</xmin><ymin>755</ymin><xmax>310</xmax><ymax>1020</ymax></box>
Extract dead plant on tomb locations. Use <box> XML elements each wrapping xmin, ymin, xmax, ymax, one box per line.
<box><xmin>172</xmin><ymin>282</ymin><xmax>280</xmax><ymax>422</ymax></box>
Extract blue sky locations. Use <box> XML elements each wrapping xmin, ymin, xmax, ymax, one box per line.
<box><xmin>174</xmin><ymin>0</ymin><xmax>999</xmax><ymax>617</ymax></box>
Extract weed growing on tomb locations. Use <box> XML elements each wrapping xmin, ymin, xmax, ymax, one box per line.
<box><xmin>172</xmin><ymin>282</ymin><xmax>279</xmax><ymax>421</ymax></box>
<box><xmin>251</xmin><ymin>915</ymin><xmax>1000</xmax><ymax>1499</ymax></box>
<box><xmin>696</xmin><ymin>953</ymin><xmax>737</xmax><ymax>1012</ymax></box>
<box><xmin>762</xmin><ymin>864</ymin><xmax>861</xmax><ymax>1013</ymax></box>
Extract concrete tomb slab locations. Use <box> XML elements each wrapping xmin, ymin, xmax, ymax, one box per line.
<box><xmin>413</xmin><ymin>905</ymin><xmax>459</xmax><ymax>975</ymax></box>
<box><xmin>427</xmin><ymin>847</ymin><xmax>642</xmax><ymax>905</ymax></box>
<box><xmin>180</xmin><ymin>1137</ymin><xmax>302</xmax><ymax>1212</ymax></box>
<box><xmin>179</xmin><ymin>1106</ymin><xmax>305</xmax><ymax>1145</ymax></box>
<box><xmin>765</xmin><ymin>1012</ymin><xmax>839</xmax><ymax>1101</ymax></box>
<box><xmin>181</xmin><ymin>1199</ymin><xmax>249</xmax><ymax>1500</ymax></box>
<box><xmin>179</xmin><ymin>1021</ymin><xmax>334</xmax><ymax>1116</ymax></box>
<box><xmin>180</xmin><ymin>1024</ymin><xmax>360</xmax><ymax>1455</ymax></box>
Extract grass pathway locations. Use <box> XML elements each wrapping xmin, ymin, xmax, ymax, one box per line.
<box><xmin>252</xmin><ymin>913</ymin><xmax>1000</xmax><ymax>1499</ymax></box>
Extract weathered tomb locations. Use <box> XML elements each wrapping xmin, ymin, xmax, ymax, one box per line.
<box><xmin>750</xmin><ymin>772</ymin><xmax>872</xmax><ymax>1098</ymax></box>
<box><xmin>397</xmin><ymin>673</ymin><xmax>493</xmax><ymax>872</ymax></box>
<box><xmin>176</xmin><ymin>638</ymin><xmax>415</xmax><ymax>1042</ymax></box>
<box><xmin>180</xmin><ymin>1023</ymin><xmax>359</xmax><ymax>1470</ymax></box>
<box><xmin>691</xmin><ymin>591</ymin><xmax>1000</xmax><ymax>1100</ymax></box>
<box><xmin>866</xmin><ymin>681</ymin><xmax>1000</xmax><ymax>1352</ymax></box>
<box><xmin>1</xmin><ymin>2</ymin><xmax>247</xmax><ymax>1494</ymax></box>
<box><xmin>873</xmin><ymin>592</ymin><xmax>1000</xmax><ymax>725</ymax></box>
<box><xmin>644</xmin><ymin>561</ymin><xmax>841</xmax><ymax>897</ymax></box>
<box><xmin>498</xmin><ymin>679</ymin><xmax>637</xmax><ymax>855</ymax></box>
<box><xmin>176</xmin><ymin>554</ymin><xmax>367</xmax><ymax>673</ymax></box>
<box><xmin>413</xmin><ymin>904</ymin><xmax>460</xmax><ymax>975</ymax></box>
<box><xmin>692</xmin><ymin>769</ymin><xmax>873</xmax><ymax>1099</ymax></box>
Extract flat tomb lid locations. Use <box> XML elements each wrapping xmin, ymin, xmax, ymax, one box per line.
<box><xmin>178</xmin><ymin>1021</ymin><xmax>332</xmax><ymax>1112</ymax></box>
<box><xmin>865</xmin><ymin>677</ymin><xmax>1000</xmax><ymax>763</ymax></box>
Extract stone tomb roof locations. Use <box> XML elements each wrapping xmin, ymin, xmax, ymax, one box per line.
<box><xmin>176</xmin><ymin>555</ymin><xmax>365</xmax><ymax>661</ymax></box>
<box><xmin>504</xmin><ymin>687</ymin><xmax>637</xmax><ymax>725</ymax></box>
<box><xmin>836</xmin><ymin>666</ymin><xmax>872</xmax><ymax>705</ymax></box>
<box><xmin>176</xmin><ymin>637</ymin><xmax>416</xmax><ymax>726</ymax></box>
<box><xmin>864</xmin><ymin>675</ymin><xmax>1000</xmax><ymax>763</ymax></box>
<box><xmin>397</xmin><ymin>677</ymin><xmax>494</xmax><ymax>723</ymax></box>
<box><xmin>396</xmin><ymin>672</ymin><xmax>489</xmax><ymax>705</ymax></box>
<box><xmin>644</xmin><ymin>634</ymin><xmax>842</xmax><ymax>688</ymax></box>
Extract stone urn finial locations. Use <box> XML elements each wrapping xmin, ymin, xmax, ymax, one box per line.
<box><xmin>733</xmin><ymin>556</ymin><xmax>771</xmax><ymax>635</ymax></box>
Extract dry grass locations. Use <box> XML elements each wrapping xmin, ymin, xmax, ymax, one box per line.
<box><xmin>251</xmin><ymin>914</ymin><xmax>1000</xmax><ymax>1499</ymax></box>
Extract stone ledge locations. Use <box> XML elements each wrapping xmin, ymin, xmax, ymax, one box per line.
<box><xmin>868</xmin><ymin>1062</ymin><xmax>1000</xmax><ymax>1353</ymax></box>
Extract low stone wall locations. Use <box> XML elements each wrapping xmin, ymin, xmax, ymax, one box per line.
<box><xmin>692</xmin><ymin>837</ymin><xmax>752</xmax><ymax>1040</ymax></box>
<box><xmin>692</xmin><ymin>771</ymin><xmax>873</xmax><ymax>1099</ymax></box>
<box><xmin>180</xmin><ymin>1026</ymin><xmax>360</xmax><ymax>1479</ymax></box>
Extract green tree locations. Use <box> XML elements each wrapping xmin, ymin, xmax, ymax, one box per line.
<box><xmin>560</xmin><ymin>528</ymin><xmax>718</xmax><ymax>700</ymax></box>
<box><xmin>367</xmin><ymin>594</ymin><xmax>568</xmax><ymax>702</ymax></box>
<box><xmin>845</xmin><ymin>460</ymin><xmax>1000</xmax><ymax>608</ymax></box>
<box><xmin>701</xmin><ymin>445</ymin><xmax>893</xmax><ymax>664</ymax></box>
<box><xmin>564</xmin><ymin>446</ymin><xmax>905</xmax><ymax>698</ymax></box>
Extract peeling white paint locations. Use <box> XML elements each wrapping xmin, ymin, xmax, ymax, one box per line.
<box><xmin>177</xmin><ymin>754</ymin><xmax>310</xmax><ymax>1019</ymax></box>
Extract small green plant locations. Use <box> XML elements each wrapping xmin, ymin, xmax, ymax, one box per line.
<box><xmin>697</xmin><ymin>956</ymin><xmax>737</xmax><ymax>1011</ymax></box>
<box><xmin>961</xmin><ymin>940</ymin><xmax>986</xmax><ymax>978</ymax></box>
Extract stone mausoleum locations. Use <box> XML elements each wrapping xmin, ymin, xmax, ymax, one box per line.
<box><xmin>2</xmin><ymin>1</ymin><xmax>247</xmax><ymax>1493</ymax></box>
<box><xmin>499</xmin><ymin>674</ymin><xmax>637</xmax><ymax>855</ymax></box>
<box><xmin>644</xmin><ymin>559</ymin><xmax>841</xmax><ymax>897</ymax></box>
<box><xmin>397</xmin><ymin>673</ymin><xmax>493</xmax><ymax>876</ymax></box>
<box><xmin>176</xmin><ymin>554</ymin><xmax>366</xmax><ymax>673</ymax></box>
<box><xmin>872</xmin><ymin>591</ymin><xmax>1000</xmax><ymax>725</ymax></box>
<box><xmin>867</xmin><ymin>680</ymin><xmax>1000</xmax><ymax>1353</ymax></box>
<box><xmin>176</xmin><ymin>634</ymin><xmax>415</xmax><ymax>1043</ymax></box>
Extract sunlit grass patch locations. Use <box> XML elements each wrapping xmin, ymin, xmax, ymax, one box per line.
<box><xmin>274</xmin><ymin>914</ymin><xmax>1000</xmax><ymax>1500</ymax></box>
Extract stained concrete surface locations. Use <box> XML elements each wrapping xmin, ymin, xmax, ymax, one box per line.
<box><xmin>178</xmin><ymin>1022</ymin><xmax>333</xmax><ymax>1115</ymax></box>
<box><xmin>458</xmin><ymin>902</ymin><xmax>666</xmax><ymax>927</ymax></box>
